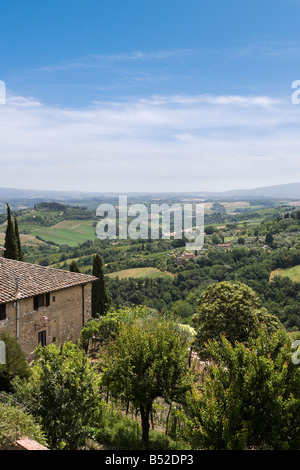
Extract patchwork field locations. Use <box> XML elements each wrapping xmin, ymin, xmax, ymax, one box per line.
<box><xmin>30</xmin><ymin>220</ymin><xmax>96</xmax><ymax>246</ymax></box>
<box><xmin>107</xmin><ymin>267</ymin><xmax>174</xmax><ymax>280</ymax></box>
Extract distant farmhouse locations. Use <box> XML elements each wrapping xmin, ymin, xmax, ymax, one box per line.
<box><xmin>174</xmin><ymin>252</ymin><xmax>196</xmax><ymax>264</ymax></box>
<box><xmin>215</xmin><ymin>242</ymin><xmax>231</xmax><ymax>248</ymax></box>
<box><xmin>0</xmin><ymin>246</ymin><xmax>97</xmax><ymax>359</ymax></box>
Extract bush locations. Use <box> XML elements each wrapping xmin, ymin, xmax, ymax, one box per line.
<box><xmin>13</xmin><ymin>342</ymin><xmax>100</xmax><ymax>450</ymax></box>
<box><xmin>0</xmin><ymin>331</ymin><xmax>31</xmax><ymax>392</ymax></box>
<box><xmin>0</xmin><ymin>401</ymin><xmax>47</xmax><ymax>449</ymax></box>
<box><xmin>92</xmin><ymin>404</ymin><xmax>189</xmax><ymax>450</ymax></box>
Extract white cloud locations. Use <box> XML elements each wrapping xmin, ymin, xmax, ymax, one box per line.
<box><xmin>0</xmin><ymin>92</ymin><xmax>299</xmax><ymax>192</ymax></box>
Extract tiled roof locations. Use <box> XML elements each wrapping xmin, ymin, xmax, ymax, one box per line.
<box><xmin>0</xmin><ymin>257</ymin><xmax>97</xmax><ymax>304</ymax></box>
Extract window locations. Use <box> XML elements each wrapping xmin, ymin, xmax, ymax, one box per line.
<box><xmin>38</xmin><ymin>330</ymin><xmax>47</xmax><ymax>347</ymax></box>
<box><xmin>0</xmin><ymin>304</ymin><xmax>6</xmax><ymax>321</ymax></box>
<box><xmin>34</xmin><ymin>293</ymin><xmax>50</xmax><ymax>310</ymax></box>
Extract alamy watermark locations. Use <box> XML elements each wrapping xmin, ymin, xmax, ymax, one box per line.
<box><xmin>291</xmin><ymin>80</ymin><xmax>300</xmax><ymax>104</ymax></box>
<box><xmin>0</xmin><ymin>80</ymin><xmax>6</xmax><ymax>105</ymax></box>
<box><xmin>292</xmin><ymin>340</ymin><xmax>300</xmax><ymax>365</ymax></box>
<box><xmin>0</xmin><ymin>340</ymin><xmax>6</xmax><ymax>365</ymax></box>
<box><xmin>96</xmin><ymin>196</ymin><xmax>204</xmax><ymax>251</ymax></box>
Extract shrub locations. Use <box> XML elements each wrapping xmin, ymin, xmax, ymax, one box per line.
<box><xmin>0</xmin><ymin>401</ymin><xmax>47</xmax><ymax>449</ymax></box>
<box><xmin>0</xmin><ymin>331</ymin><xmax>31</xmax><ymax>392</ymax></box>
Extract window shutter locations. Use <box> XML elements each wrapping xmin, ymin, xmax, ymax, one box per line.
<box><xmin>34</xmin><ymin>296</ymin><xmax>39</xmax><ymax>310</ymax></box>
<box><xmin>0</xmin><ymin>304</ymin><xmax>6</xmax><ymax>321</ymax></box>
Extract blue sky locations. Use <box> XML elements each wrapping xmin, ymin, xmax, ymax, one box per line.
<box><xmin>1</xmin><ymin>0</ymin><xmax>300</xmax><ymax>192</ymax></box>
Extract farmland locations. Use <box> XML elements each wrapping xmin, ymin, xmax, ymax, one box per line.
<box><xmin>1</xmin><ymin>197</ymin><xmax>300</xmax><ymax>330</ymax></box>
<box><xmin>107</xmin><ymin>267</ymin><xmax>175</xmax><ymax>280</ymax></box>
<box><xmin>0</xmin><ymin>202</ymin><xmax>98</xmax><ymax>247</ymax></box>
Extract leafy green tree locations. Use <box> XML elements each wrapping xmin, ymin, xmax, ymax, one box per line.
<box><xmin>211</xmin><ymin>232</ymin><xmax>222</xmax><ymax>244</ymax></box>
<box><xmin>14</xmin><ymin>216</ymin><xmax>24</xmax><ymax>261</ymax></box>
<box><xmin>91</xmin><ymin>253</ymin><xmax>111</xmax><ymax>317</ymax></box>
<box><xmin>13</xmin><ymin>342</ymin><xmax>100</xmax><ymax>450</ymax></box>
<box><xmin>101</xmin><ymin>314</ymin><xmax>192</xmax><ymax>449</ymax></box>
<box><xmin>186</xmin><ymin>327</ymin><xmax>300</xmax><ymax>450</ymax></box>
<box><xmin>4</xmin><ymin>203</ymin><xmax>18</xmax><ymax>260</ymax></box>
<box><xmin>192</xmin><ymin>281</ymin><xmax>283</xmax><ymax>359</ymax></box>
<box><xmin>205</xmin><ymin>225</ymin><xmax>216</xmax><ymax>235</ymax></box>
<box><xmin>0</xmin><ymin>331</ymin><xmax>31</xmax><ymax>392</ymax></box>
<box><xmin>80</xmin><ymin>305</ymin><xmax>153</xmax><ymax>353</ymax></box>
<box><xmin>172</xmin><ymin>300</ymin><xmax>195</xmax><ymax>319</ymax></box>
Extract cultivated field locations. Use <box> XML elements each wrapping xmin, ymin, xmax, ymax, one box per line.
<box><xmin>30</xmin><ymin>220</ymin><xmax>96</xmax><ymax>246</ymax></box>
<box><xmin>107</xmin><ymin>267</ymin><xmax>174</xmax><ymax>280</ymax></box>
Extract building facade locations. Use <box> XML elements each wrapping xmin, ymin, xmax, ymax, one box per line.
<box><xmin>0</xmin><ymin>254</ymin><xmax>97</xmax><ymax>359</ymax></box>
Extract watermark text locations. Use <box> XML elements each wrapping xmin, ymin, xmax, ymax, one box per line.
<box><xmin>0</xmin><ymin>80</ymin><xmax>6</xmax><ymax>105</ymax></box>
<box><xmin>291</xmin><ymin>80</ymin><xmax>300</xmax><ymax>104</ymax></box>
<box><xmin>0</xmin><ymin>340</ymin><xmax>6</xmax><ymax>365</ymax></box>
<box><xmin>96</xmin><ymin>196</ymin><xmax>204</xmax><ymax>251</ymax></box>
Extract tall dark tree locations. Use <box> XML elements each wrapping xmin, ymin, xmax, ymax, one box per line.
<box><xmin>91</xmin><ymin>253</ymin><xmax>110</xmax><ymax>317</ymax></box>
<box><xmin>4</xmin><ymin>203</ymin><xmax>18</xmax><ymax>260</ymax></box>
<box><xmin>14</xmin><ymin>216</ymin><xmax>24</xmax><ymax>261</ymax></box>
<box><xmin>265</xmin><ymin>232</ymin><xmax>274</xmax><ymax>247</ymax></box>
<box><xmin>69</xmin><ymin>260</ymin><xmax>80</xmax><ymax>272</ymax></box>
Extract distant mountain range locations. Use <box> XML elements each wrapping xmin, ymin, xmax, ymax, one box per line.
<box><xmin>0</xmin><ymin>182</ymin><xmax>300</xmax><ymax>207</ymax></box>
<box><xmin>198</xmin><ymin>182</ymin><xmax>300</xmax><ymax>199</ymax></box>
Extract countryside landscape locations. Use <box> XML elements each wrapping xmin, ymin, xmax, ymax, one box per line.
<box><xmin>1</xmin><ymin>186</ymin><xmax>300</xmax><ymax>328</ymax></box>
<box><xmin>1</xmin><ymin>184</ymin><xmax>300</xmax><ymax>451</ymax></box>
<box><xmin>1</xmin><ymin>0</ymin><xmax>300</xmax><ymax>459</ymax></box>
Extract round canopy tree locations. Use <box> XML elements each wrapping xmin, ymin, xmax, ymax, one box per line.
<box><xmin>192</xmin><ymin>281</ymin><xmax>282</xmax><ymax>359</ymax></box>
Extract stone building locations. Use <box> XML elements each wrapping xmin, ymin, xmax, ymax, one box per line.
<box><xmin>0</xmin><ymin>252</ymin><xmax>97</xmax><ymax>359</ymax></box>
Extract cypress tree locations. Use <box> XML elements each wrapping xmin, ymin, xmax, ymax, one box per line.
<box><xmin>4</xmin><ymin>203</ymin><xmax>18</xmax><ymax>260</ymax></box>
<box><xmin>265</xmin><ymin>232</ymin><xmax>274</xmax><ymax>247</ymax></box>
<box><xmin>14</xmin><ymin>216</ymin><xmax>24</xmax><ymax>261</ymax></box>
<box><xmin>91</xmin><ymin>253</ymin><xmax>110</xmax><ymax>318</ymax></box>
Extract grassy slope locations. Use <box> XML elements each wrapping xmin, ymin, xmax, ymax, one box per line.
<box><xmin>31</xmin><ymin>220</ymin><xmax>96</xmax><ymax>246</ymax></box>
<box><xmin>270</xmin><ymin>265</ymin><xmax>300</xmax><ymax>283</ymax></box>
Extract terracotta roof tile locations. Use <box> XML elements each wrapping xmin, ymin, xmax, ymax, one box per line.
<box><xmin>0</xmin><ymin>258</ymin><xmax>97</xmax><ymax>304</ymax></box>
<box><xmin>16</xmin><ymin>437</ymin><xmax>49</xmax><ymax>450</ymax></box>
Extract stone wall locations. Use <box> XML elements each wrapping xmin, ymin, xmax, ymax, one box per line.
<box><xmin>0</xmin><ymin>282</ymin><xmax>92</xmax><ymax>360</ymax></box>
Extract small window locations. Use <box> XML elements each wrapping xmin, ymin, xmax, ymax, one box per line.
<box><xmin>38</xmin><ymin>330</ymin><xmax>47</xmax><ymax>347</ymax></box>
<box><xmin>0</xmin><ymin>304</ymin><xmax>6</xmax><ymax>321</ymax></box>
<box><xmin>52</xmin><ymin>296</ymin><xmax>56</xmax><ymax>303</ymax></box>
<box><xmin>34</xmin><ymin>293</ymin><xmax>50</xmax><ymax>310</ymax></box>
